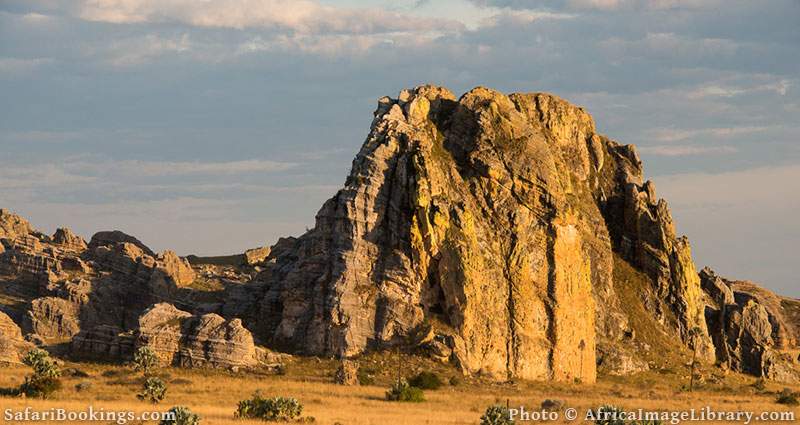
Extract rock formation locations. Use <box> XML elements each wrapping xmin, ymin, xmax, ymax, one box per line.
<box><xmin>701</xmin><ymin>268</ymin><xmax>800</xmax><ymax>382</ymax></box>
<box><xmin>137</xmin><ymin>303</ymin><xmax>259</xmax><ymax>368</ymax></box>
<box><xmin>0</xmin><ymin>85</ymin><xmax>796</xmax><ymax>382</ymax></box>
<box><xmin>0</xmin><ymin>311</ymin><xmax>32</xmax><ymax>363</ymax></box>
<box><xmin>235</xmin><ymin>85</ymin><xmax>721</xmax><ymax>382</ymax></box>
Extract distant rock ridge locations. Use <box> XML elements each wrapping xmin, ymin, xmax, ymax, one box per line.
<box><xmin>0</xmin><ymin>85</ymin><xmax>797</xmax><ymax>382</ymax></box>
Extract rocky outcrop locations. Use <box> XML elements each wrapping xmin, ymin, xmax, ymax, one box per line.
<box><xmin>0</xmin><ymin>209</ymin><xmax>33</xmax><ymax>241</ymax></box>
<box><xmin>23</xmin><ymin>297</ymin><xmax>81</xmax><ymax>341</ymax></box>
<box><xmin>52</xmin><ymin>228</ymin><xmax>87</xmax><ymax>252</ymax></box>
<box><xmin>701</xmin><ymin>268</ymin><xmax>800</xmax><ymax>382</ymax></box>
<box><xmin>136</xmin><ymin>303</ymin><xmax>258</xmax><ymax>368</ymax></box>
<box><xmin>244</xmin><ymin>247</ymin><xmax>271</xmax><ymax>265</ymax></box>
<box><xmin>88</xmin><ymin>230</ymin><xmax>156</xmax><ymax>257</ymax></box>
<box><xmin>236</xmin><ymin>85</ymin><xmax>719</xmax><ymax>382</ymax></box>
<box><xmin>0</xmin><ymin>311</ymin><xmax>32</xmax><ymax>363</ymax></box>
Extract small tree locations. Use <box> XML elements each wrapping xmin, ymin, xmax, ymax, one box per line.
<box><xmin>20</xmin><ymin>348</ymin><xmax>62</xmax><ymax>398</ymax></box>
<box><xmin>385</xmin><ymin>378</ymin><xmax>425</xmax><ymax>402</ymax></box>
<box><xmin>138</xmin><ymin>377</ymin><xmax>167</xmax><ymax>404</ymax></box>
<box><xmin>480</xmin><ymin>405</ymin><xmax>515</xmax><ymax>425</ymax></box>
<box><xmin>133</xmin><ymin>346</ymin><xmax>160</xmax><ymax>376</ymax></box>
<box><xmin>160</xmin><ymin>406</ymin><xmax>201</xmax><ymax>425</ymax></box>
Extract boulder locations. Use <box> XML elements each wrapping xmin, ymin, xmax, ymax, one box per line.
<box><xmin>52</xmin><ymin>228</ymin><xmax>87</xmax><ymax>252</ymax></box>
<box><xmin>136</xmin><ymin>303</ymin><xmax>192</xmax><ymax>365</ymax></box>
<box><xmin>136</xmin><ymin>303</ymin><xmax>258</xmax><ymax>369</ymax></box>
<box><xmin>22</xmin><ymin>297</ymin><xmax>80</xmax><ymax>341</ymax></box>
<box><xmin>154</xmin><ymin>251</ymin><xmax>195</xmax><ymax>287</ymax></box>
<box><xmin>88</xmin><ymin>230</ymin><xmax>156</xmax><ymax>257</ymax></box>
<box><xmin>243</xmin><ymin>246</ymin><xmax>270</xmax><ymax>265</ymax></box>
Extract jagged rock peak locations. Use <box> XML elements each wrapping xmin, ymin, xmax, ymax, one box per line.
<box><xmin>0</xmin><ymin>208</ymin><xmax>33</xmax><ymax>241</ymax></box>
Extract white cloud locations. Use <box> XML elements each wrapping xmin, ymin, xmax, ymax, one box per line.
<box><xmin>647</xmin><ymin>126</ymin><xmax>769</xmax><ymax>143</ymax></box>
<box><xmin>0</xmin><ymin>158</ymin><xmax>298</xmax><ymax>190</ymax></box>
<box><xmin>687</xmin><ymin>79</ymin><xmax>794</xmax><ymax>99</ymax></box>
<box><xmin>0</xmin><ymin>57</ymin><xmax>53</xmax><ymax>74</ymax></box>
<box><xmin>638</xmin><ymin>145</ymin><xmax>738</xmax><ymax>157</ymax></box>
<box><xmin>100</xmin><ymin>34</ymin><xmax>191</xmax><ymax>67</ymax></box>
<box><xmin>74</xmin><ymin>0</ymin><xmax>463</xmax><ymax>34</ymax></box>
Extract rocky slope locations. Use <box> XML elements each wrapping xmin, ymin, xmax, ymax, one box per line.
<box><xmin>1</xmin><ymin>85</ymin><xmax>797</xmax><ymax>383</ymax></box>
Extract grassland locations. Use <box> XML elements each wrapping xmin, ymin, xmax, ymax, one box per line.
<box><xmin>0</xmin><ymin>352</ymin><xmax>797</xmax><ymax>424</ymax></box>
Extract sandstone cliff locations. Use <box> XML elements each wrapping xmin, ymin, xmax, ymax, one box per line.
<box><xmin>235</xmin><ymin>85</ymin><xmax>720</xmax><ymax>382</ymax></box>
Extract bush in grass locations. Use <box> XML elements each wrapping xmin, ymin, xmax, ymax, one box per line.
<box><xmin>19</xmin><ymin>348</ymin><xmax>62</xmax><ymax>398</ymax></box>
<box><xmin>480</xmin><ymin>405</ymin><xmax>514</xmax><ymax>425</ymax></box>
<box><xmin>357</xmin><ymin>367</ymin><xmax>376</xmax><ymax>385</ymax></box>
<box><xmin>235</xmin><ymin>392</ymin><xmax>303</xmax><ymax>421</ymax></box>
<box><xmin>133</xmin><ymin>346</ymin><xmax>159</xmax><ymax>376</ymax></box>
<box><xmin>160</xmin><ymin>406</ymin><xmax>201</xmax><ymax>425</ymax></box>
<box><xmin>408</xmin><ymin>371</ymin><xmax>443</xmax><ymax>390</ymax></box>
<box><xmin>776</xmin><ymin>388</ymin><xmax>800</xmax><ymax>405</ymax></box>
<box><xmin>138</xmin><ymin>377</ymin><xmax>167</xmax><ymax>404</ymax></box>
<box><xmin>385</xmin><ymin>378</ymin><xmax>425</xmax><ymax>402</ymax></box>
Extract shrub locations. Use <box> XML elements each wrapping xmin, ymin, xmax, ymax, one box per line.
<box><xmin>19</xmin><ymin>349</ymin><xmax>62</xmax><ymax>398</ymax></box>
<box><xmin>138</xmin><ymin>377</ymin><xmax>167</xmax><ymax>404</ymax></box>
<box><xmin>235</xmin><ymin>392</ymin><xmax>303</xmax><ymax>422</ymax></box>
<box><xmin>449</xmin><ymin>376</ymin><xmax>461</xmax><ymax>386</ymax></box>
<box><xmin>357</xmin><ymin>367</ymin><xmax>375</xmax><ymax>386</ymax></box>
<box><xmin>593</xmin><ymin>405</ymin><xmax>626</xmax><ymax>425</ymax></box>
<box><xmin>408</xmin><ymin>371</ymin><xmax>443</xmax><ymax>390</ymax></box>
<box><xmin>776</xmin><ymin>388</ymin><xmax>799</xmax><ymax>405</ymax></box>
<box><xmin>752</xmin><ymin>378</ymin><xmax>767</xmax><ymax>391</ymax></box>
<box><xmin>385</xmin><ymin>378</ymin><xmax>425</xmax><ymax>402</ymax></box>
<box><xmin>480</xmin><ymin>405</ymin><xmax>514</xmax><ymax>425</ymax></box>
<box><xmin>75</xmin><ymin>382</ymin><xmax>92</xmax><ymax>392</ymax></box>
<box><xmin>133</xmin><ymin>346</ymin><xmax>160</xmax><ymax>376</ymax></box>
<box><xmin>160</xmin><ymin>406</ymin><xmax>201</xmax><ymax>425</ymax></box>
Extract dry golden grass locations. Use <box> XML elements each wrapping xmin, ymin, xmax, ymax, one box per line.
<box><xmin>0</xmin><ymin>354</ymin><xmax>797</xmax><ymax>424</ymax></box>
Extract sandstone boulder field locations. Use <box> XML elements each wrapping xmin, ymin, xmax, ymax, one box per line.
<box><xmin>0</xmin><ymin>86</ymin><xmax>797</xmax><ymax>385</ymax></box>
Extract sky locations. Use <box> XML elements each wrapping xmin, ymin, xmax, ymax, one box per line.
<box><xmin>0</xmin><ymin>0</ymin><xmax>798</xmax><ymax>296</ymax></box>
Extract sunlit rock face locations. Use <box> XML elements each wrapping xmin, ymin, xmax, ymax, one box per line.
<box><xmin>244</xmin><ymin>85</ymin><xmax>715</xmax><ymax>383</ymax></box>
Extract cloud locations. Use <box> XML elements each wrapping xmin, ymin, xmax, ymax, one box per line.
<box><xmin>74</xmin><ymin>0</ymin><xmax>463</xmax><ymax>34</ymax></box>
<box><xmin>100</xmin><ymin>33</ymin><xmax>192</xmax><ymax>67</ymax></box>
<box><xmin>0</xmin><ymin>157</ymin><xmax>298</xmax><ymax>191</ymax></box>
<box><xmin>638</xmin><ymin>145</ymin><xmax>738</xmax><ymax>157</ymax></box>
<box><xmin>686</xmin><ymin>79</ymin><xmax>794</xmax><ymax>99</ymax></box>
<box><xmin>0</xmin><ymin>57</ymin><xmax>53</xmax><ymax>74</ymax></box>
<box><xmin>646</xmin><ymin>126</ymin><xmax>769</xmax><ymax>143</ymax></box>
<box><xmin>653</xmin><ymin>164</ymin><xmax>800</xmax><ymax>296</ymax></box>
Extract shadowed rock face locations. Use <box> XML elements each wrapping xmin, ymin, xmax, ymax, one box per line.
<box><xmin>242</xmin><ymin>85</ymin><xmax>715</xmax><ymax>382</ymax></box>
<box><xmin>701</xmin><ymin>268</ymin><xmax>800</xmax><ymax>382</ymax></box>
